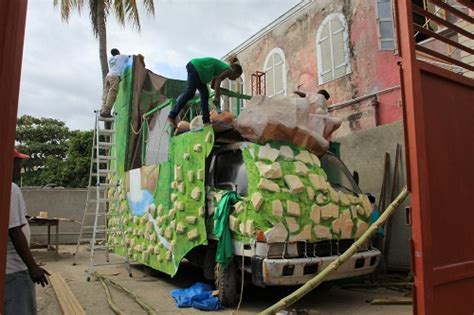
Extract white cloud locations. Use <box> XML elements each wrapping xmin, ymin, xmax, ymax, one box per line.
<box><xmin>18</xmin><ymin>0</ymin><xmax>300</xmax><ymax>130</ymax></box>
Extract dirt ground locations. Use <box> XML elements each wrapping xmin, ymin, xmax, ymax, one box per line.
<box><xmin>34</xmin><ymin>245</ymin><xmax>412</xmax><ymax>314</ymax></box>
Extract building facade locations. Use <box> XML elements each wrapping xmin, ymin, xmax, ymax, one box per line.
<box><xmin>222</xmin><ymin>0</ymin><xmax>471</xmax><ymax>138</ymax></box>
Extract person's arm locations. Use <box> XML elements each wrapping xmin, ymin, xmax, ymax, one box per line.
<box><xmin>212</xmin><ymin>69</ymin><xmax>232</xmax><ymax>106</ymax></box>
<box><xmin>293</xmin><ymin>91</ymin><xmax>306</xmax><ymax>98</ymax></box>
<box><xmin>8</xmin><ymin>226</ymin><xmax>50</xmax><ymax>286</ymax></box>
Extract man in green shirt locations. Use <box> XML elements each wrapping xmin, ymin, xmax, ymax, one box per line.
<box><xmin>168</xmin><ymin>57</ymin><xmax>242</xmax><ymax>128</ymax></box>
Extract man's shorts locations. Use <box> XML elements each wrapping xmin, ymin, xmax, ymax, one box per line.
<box><xmin>4</xmin><ymin>270</ymin><xmax>37</xmax><ymax>315</ymax></box>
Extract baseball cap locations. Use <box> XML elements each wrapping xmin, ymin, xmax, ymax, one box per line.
<box><xmin>13</xmin><ymin>149</ymin><xmax>29</xmax><ymax>159</ymax></box>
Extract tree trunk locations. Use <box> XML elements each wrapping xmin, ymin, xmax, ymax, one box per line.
<box><xmin>97</xmin><ymin>0</ymin><xmax>108</xmax><ymax>86</ymax></box>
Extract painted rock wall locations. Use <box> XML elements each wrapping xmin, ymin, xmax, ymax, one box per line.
<box><xmin>228</xmin><ymin>143</ymin><xmax>373</xmax><ymax>244</ymax></box>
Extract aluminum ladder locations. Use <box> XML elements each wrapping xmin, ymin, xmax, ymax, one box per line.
<box><xmin>73</xmin><ymin>111</ymin><xmax>132</xmax><ymax>281</ymax></box>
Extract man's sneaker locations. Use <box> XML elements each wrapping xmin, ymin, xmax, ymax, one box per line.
<box><xmin>100</xmin><ymin>111</ymin><xmax>113</xmax><ymax>118</ymax></box>
<box><xmin>167</xmin><ymin>117</ymin><xmax>177</xmax><ymax>129</ymax></box>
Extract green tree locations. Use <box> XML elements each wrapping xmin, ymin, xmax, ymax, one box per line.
<box><xmin>15</xmin><ymin>115</ymin><xmax>93</xmax><ymax>188</ymax></box>
<box><xmin>54</xmin><ymin>0</ymin><xmax>155</xmax><ymax>83</ymax></box>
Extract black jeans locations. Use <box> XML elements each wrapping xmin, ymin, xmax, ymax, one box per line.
<box><xmin>168</xmin><ymin>62</ymin><xmax>210</xmax><ymax>123</ymax></box>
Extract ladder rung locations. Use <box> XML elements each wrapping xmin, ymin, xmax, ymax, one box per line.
<box><xmin>94</xmin><ymin>262</ymin><xmax>129</xmax><ymax>267</ymax></box>
<box><xmin>87</xmin><ymin>183</ymin><xmax>118</xmax><ymax>188</ymax></box>
<box><xmin>79</xmin><ymin>238</ymin><xmax>106</xmax><ymax>242</ymax></box>
<box><xmin>98</xmin><ymin>129</ymin><xmax>114</xmax><ymax>135</ymax></box>
<box><xmin>95</xmin><ymin>228</ymin><xmax>121</xmax><ymax>233</ymax></box>
<box><xmin>90</xmin><ymin>198</ymin><xmax>117</xmax><ymax>203</ymax></box>
<box><xmin>98</xmin><ymin>116</ymin><xmax>115</xmax><ymax>122</ymax></box>
<box><xmin>95</xmin><ymin>142</ymin><xmax>115</xmax><ymax>148</ymax></box>
<box><xmin>98</xmin><ymin>155</ymin><xmax>115</xmax><ymax>161</ymax></box>
<box><xmin>82</xmin><ymin>225</ymin><xmax>107</xmax><ymax>229</ymax></box>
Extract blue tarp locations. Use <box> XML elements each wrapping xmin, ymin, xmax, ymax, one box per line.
<box><xmin>170</xmin><ymin>282</ymin><xmax>222</xmax><ymax>311</ymax></box>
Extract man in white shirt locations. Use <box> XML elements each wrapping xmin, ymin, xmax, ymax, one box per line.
<box><xmin>100</xmin><ymin>48</ymin><xmax>130</xmax><ymax>117</ymax></box>
<box><xmin>4</xmin><ymin>149</ymin><xmax>50</xmax><ymax>315</ymax></box>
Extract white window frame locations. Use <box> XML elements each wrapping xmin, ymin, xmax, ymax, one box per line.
<box><xmin>375</xmin><ymin>0</ymin><xmax>396</xmax><ymax>50</ymax></box>
<box><xmin>316</xmin><ymin>13</ymin><xmax>352</xmax><ymax>85</ymax></box>
<box><xmin>263</xmin><ymin>48</ymin><xmax>287</xmax><ymax>97</ymax></box>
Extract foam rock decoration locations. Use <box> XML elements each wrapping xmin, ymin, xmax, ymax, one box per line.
<box><xmin>264</xmin><ymin>223</ymin><xmax>288</xmax><ymax>243</ymax></box>
<box><xmin>295</xmin><ymin>150</ymin><xmax>313</xmax><ymax>165</ymax></box>
<box><xmin>157</xmin><ymin>204</ymin><xmax>164</xmax><ymax>216</ymax></box>
<box><xmin>286</xmin><ymin>217</ymin><xmax>299</xmax><ymax>233</ymax></box>
<box><xmin>244</xmin><ymin>220</ymin><xmax>255</xmax><ymax>236</ymax></box>
<box><xmin>287</xmin><ymin>200</ymin><xmax>301</xmax><ymax>217</ymax></box>
<box><xmin>233</xmin><ymin>201</ymin><xmax>244</xmax><ymax>214</ymax></box>
<box><xmin>279</xmin><ymin>146</ymin><xmax>294</xmax><ymax>161</ymax></box>
<box><xmin>229</xmin><ymin>215</ymin><xmax>240</xmax><ymax>232</ymax></box>
<box><xmin>284</xmin><ymin>175</ymin><xmax>305</xmax><ymax>193</ymax></box>
<box><xmin>183</xmin><ymin>152</ymin><xmax>190</xmax><ymax>160</ymax></box>
<box><xmin>314</xmin><ymin>225</ymin><xmax>332</xmax><ymax>239</ymax></box>
<box><xmin>239</xmin><ymin>222</ymin><xmax>246</xmax><ymax>234</ymax></box>
<box><xmin>255</xmin><ymin>162</ymin><xmax>283</xmax><ymax>179</ymax></box>
<box><xmin>187</xmin><ymin>228</ymin><xmax>199</xmax><ymax>240</ymax></box>
<box><xmin>258</xmin><ymin>144</ymin><xmax>280</xmax><ymax>162</ymax></box>
<box><xmin>165</xmin><ymin>250</ymin><xmax>172</xmax><ymax>261</ymax></box>
<box><xmin>348</xmin><ymin>194</ymin><xmax>361</xmax><ymax>204</ymax></box>
<box><xmin>339</xmin><ymin>191</ymin><xmax>351</xmax><ymax>206</ymax></box>
<box><xmin>315</xmin><ymin>193</ymin><xmax>327</xmax><ymax>205</ymax></box>
<box><xmin>272</xmin><ymin>200</ymin><xmax>284</xmax><ymax>217</ymax></box>
<box><xmin>165</xmin><ymin>227</ymin><xmax>173</xmax><ymax>239</ymax></box>
<box><xmin>171</xmin><ymin>193</ymin><xmax>178</xmax><ymax>202</ymax></box>
<box><xmin>176</xmin><ymin>201</ymin><xmax>185</xmax><ymax>211</ymax></box>
<box><xmin>310</xmin><ymin>205</ymin><xmax>321</xmax><ymax>224</ymax></box>
<box><xmin>170</xmin><ymin>219</ymin><xmax>176</xmax><ymax>230</ymax></box>
<box><xmin>187</xmin><ymin>171</ymin><xmax>194</xmax><ymax>183</ymax></box>
<box><xmin>198</xmin><ymin>206</ymin><xmax>205</xmax><ymax>217</ymax></box>
<box><xmin>175</xmin><ymin>166</ymin><xmax>183</xmax><ymax>182</ymax></box>
<box><xmin>149</xmin><ymin>232</ymin><xmax>157</xmax><ymax>242</ymax></box>
<box><xmin>321</xmin><ymin>203</ymin><xmax>339</xmax><ymax>219</ymax></box>
<box><xmin>294</xmin><ymin>161</ymin><xmax>309</xmax><ymax>176</ymax></box>
<box><xmin>178</xmin><ymin>182</ymin><xmax>185</xmax><ymax>193</ymax></box>
<box><xmin>311</xmin><ymin>153</ymin><xmax>321</xmax><ymax>167</ymax></box>
<box><xmin>142</xmin><ymin>250</ymin><xmax>150</xmax><ymax>261</ymax></box>
<box><xmin>186</xmin><ymin>216</ymin><xmax>197</xmax><ymax>225</ymax></box>
<box><xmin>196</xmin><ymin>169</ymin><xmax>204</xmax><ymax>181</ymax></box>
<box><xmin>176</xmin><ymin>223</ymin><xmax>186</xmax><ymax>234</ymax></box>
<box><xmin>171</xmin><ymin>181</ymin><xmax>178</xmax><ymax>189</ymax></box>
<box><xmin>289</xmin><ymin>225</ymin><xmax>312</xmax><ymax>242</ymax></box>
<box><xmin>360</xmin><ymin>194</ymin><xmax>373</xmax><ymax>217</ymax></box>
<box><xmin>328</xmin><ymin>186</ymin><xmax>340</xmax><ymax>203</ymax></box>
<box><xmin>206</xmin><ymin>132</ymin><xmax>213</xmax><ymax>143</ymax></box>
<box><xmin>169</xmin><ymin>209</ymin><xmax>177</xmax><ymax>218</ymax></box>
<box><xmin>191</xmin><ymin>187</ymin><xmax>201</xmax><ymax>200</ymax></box>
<box><xmin>251</xmin><ymin>192</ymin><xmax>264</xmax><ymax>210</ymax></box>
<box><xmin>154</xmin><ymin>245</ymin><xmax>161</xmax><ymax>254</ymax></box>
<box><xmin>258</xmin><ymin>178</ymin><xmax>281</xmax><ymax>192</ymax></box>
<box><xmin>308</xmin><ymin>173</ymin><xmax>328</xmax><ymax>191</ymax></box>
<box><xmin>133</xmin><ymin>216</ymin><xmax>139</xmax><ymax>225</ymax></box>
<box><xmin>193</xmin><ymin>144</ymin><xmax>202</xmax><ymax>153</ymax></box>
<box><xmin>355</xmin><ymin>220</ymin><xmax>369</xmax><ymax>238</ymax></box>
<box><xmin>306</xmin><ymin>186</ymin><xmax>315</xmax><ymax>201</ymax></box>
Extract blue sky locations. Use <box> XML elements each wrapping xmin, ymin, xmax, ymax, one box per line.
<box><xmin>18</xmin><ymin>0</ymin><xmax>300</xmax><ymax>130</ymax></box>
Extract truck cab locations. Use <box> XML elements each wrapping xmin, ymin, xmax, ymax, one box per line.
<box><xmin>205</xmin><ymin>142</ymin><xmax>380</xmax><ymax>304</ymax></box>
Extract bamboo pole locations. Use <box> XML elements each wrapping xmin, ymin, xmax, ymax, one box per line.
<box><xmin>97</xmin><ymin>275</ymin><xmax>124</xmax><ymax>315</ymax></box>
<box><xmin>259</xmin><ymin>186</ymin><xmax>409</xmax><ymax>315</ymax></box>
<box><xmin>94</xmin><ymin>273</ymin><xmax>158</xmax><ymax>315</ymax></box>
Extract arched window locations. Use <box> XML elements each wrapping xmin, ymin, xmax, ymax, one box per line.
<box><xmin>316</xmin><ymin>13</ymin><xmax>351</xmax><ymax>84</ymax></box>
<box><xmin>263</xmin><ymin>48</ymin><xmax>287</xmax><ymax>97</ymax></box>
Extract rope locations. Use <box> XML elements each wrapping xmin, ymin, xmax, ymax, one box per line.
<box><xmin>234</xmin><ymin>245</ymin><xmax>246</xmax><ymax>314</ymax></box>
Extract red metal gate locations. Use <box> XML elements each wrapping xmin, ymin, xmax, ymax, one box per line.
<box><xmin>395</xmin><ymin>1</ymin><xmax>474</xmax><ymax>314</ymax></box>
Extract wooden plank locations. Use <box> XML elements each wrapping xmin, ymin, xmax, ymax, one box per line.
<box><xmin>416</xmin><ymin>44</ymin><xmax>474</xmax><ymax>71</ymax></box>
<box><xmin>49</xmin><ymin>273</ymin><xmax>86</xmax><ymax>315</ymax></box>
<box><xmin>429</xmin><ymin>0</ymin><xmax>474</xmax><ymax>24</ymax></box>
<box><xmin>413</xmin><ymin>24</ymin><xmax>474</xmax><ymax>55</ymax></box>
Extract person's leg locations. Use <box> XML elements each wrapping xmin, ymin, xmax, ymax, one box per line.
<box><xmin>196</xmin><ymin>83</ymin><xmax>210</xmax><ymax>124</ymax></box>
<box><xmin>4</xmin><ymin>270</ymin><xmax>37</xmax><ymax>315</ymax></box>
<box><xmin>168</xmin><ymin>63</ymin><xmax>198</xmax><ymax>121</ymax></box>
<box><xmin>103</xmin><ymin>76</ymin><xmax>121</xmax><ymax>115</ymax></box>
<box><xmin>100</xmin><ymin>76</ymin><xmax>111</xmax><ymax>114</ymax></box>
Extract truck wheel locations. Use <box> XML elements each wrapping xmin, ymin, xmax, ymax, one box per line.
<box><xmin>214</xmin><ymin>260</ymin><xmax>237</xmax><ymax>306</ymax></box>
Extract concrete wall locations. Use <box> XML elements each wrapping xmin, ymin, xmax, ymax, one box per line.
<box><xmin>21</xmin><ymin>188</ymin><xmax>94</xmax><ymax>244</ymax></box>
<box><xmin>335</xmin><ymin>120</ymin><xmax>411</xmax><ymax>269</ymax></box>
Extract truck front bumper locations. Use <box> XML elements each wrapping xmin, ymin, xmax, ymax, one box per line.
<box><xmin>251</xmin><ymin>250</ymin><xmax>380</xmax><ymax>287</ymax></box>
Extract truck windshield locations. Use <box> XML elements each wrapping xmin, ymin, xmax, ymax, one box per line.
<box><xmin>320</xmin><ymin>154</ymin><xmax>361</xmax><ymax>195</ymax></box>
<box><xmin>214</xmin><ymin>150</ymin><xmax>248</xmax><ymax>196</ymax></box>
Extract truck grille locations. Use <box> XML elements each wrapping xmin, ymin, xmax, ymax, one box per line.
<box><xmin>296</xmin><ymin>239</ymin><xmax>355</xmax><ymax>258</ymax></box>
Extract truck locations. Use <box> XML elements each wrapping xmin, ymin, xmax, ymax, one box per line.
<box><xmin>105</xmin><ymin>56</ymin><xmax>381</xmax><ymax>306</ymax></box>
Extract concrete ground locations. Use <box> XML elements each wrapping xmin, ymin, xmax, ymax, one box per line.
<box><xmin>34</xmin><ymin>245</ymin><xmax>412</xmax><ymax>314</ymax></box>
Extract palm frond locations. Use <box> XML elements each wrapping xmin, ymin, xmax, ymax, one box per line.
<box><xmin>113</xmin><ymin>0</ymin><xmax>126</xmax><ymax>26</ymax></box>
<box><xmin>124</xmin><ymin>0</ymin><xmax>141</xmax><ymax>30</ymax></box>
<box><xmin>142</xmin><ymin>0</ymin><xmax>155</xmax><ymax>16</ymax></box>
<box><xmin>88</xmin><ymin>0</ymin><xmax>99</xmax><ymax>37</ymax></box>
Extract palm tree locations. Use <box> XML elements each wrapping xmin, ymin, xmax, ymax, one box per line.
<box><xmin>54</xmin><ymin>0</ymin><xmax>155</xmax><ymax>84</ymax></box>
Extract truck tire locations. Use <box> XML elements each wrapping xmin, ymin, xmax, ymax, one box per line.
<box><xmin>214</xmin><ymin>260</ymin><xmax>237</xmax><ymax>306</ymax></box>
